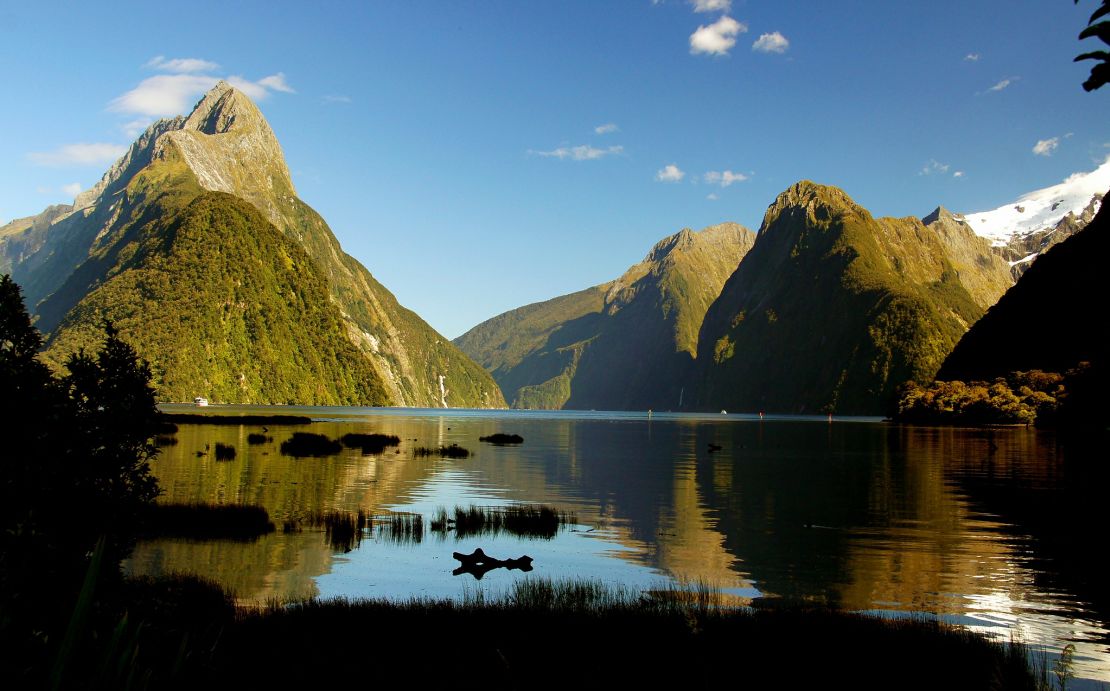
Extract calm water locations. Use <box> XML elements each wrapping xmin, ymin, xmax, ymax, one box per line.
<box><xmin>126</xmin><ymin>405</ymin><xmax>1109</xmax><ymax>684</ymax></box>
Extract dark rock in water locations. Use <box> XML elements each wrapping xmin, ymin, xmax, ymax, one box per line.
<box><xmin>480</xmin><ymin>433</ymin><xmax>524</xmax><ymax>445</ymax></box>
<box><xmin>452</xmin><ymin>547</ymin><xmax>534</xmax><ymax>579</ymax></box>
<box><xmin>247</xmin><ymin>433</ymin><xmax>272</xmax><ymax>445</ymax></box>
<box><xmin>214</xmin><ymin>442</ymin><xmax>236</xmax><ymax>461</ymax></box>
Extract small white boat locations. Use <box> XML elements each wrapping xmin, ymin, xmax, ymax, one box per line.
<box><xmin>194</xmin><ymin>396</ymin><xmax>209</xmax><ymax>407</ymax></box>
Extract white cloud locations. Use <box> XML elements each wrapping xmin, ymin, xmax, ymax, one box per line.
<box><xmin>109</xmin><ymin>74</ymin><xmax>220</xmax><ymax>117</ymax></box>
<box><xmin>964</xmin><ymin>53</ymin><xmax>980</xmax><ymax>62</ymax></box>
<box><xmin>62</xmin><ymin>182</ymin><xmax>82</xmax><ymax>197</ymax></box>
<box><xmin>1033</xmin><ymin>137</ymin><xmax>1059</xmax><ymax>156</ymax></box>
<box><xmin>655</xmin><ymin>164</ymin><xmax>685</xmax><ymax>182</ymax></box>
<box><xmin>27</xmin><ymin>142</ymin><xmax>128</xmax><ymax>167</ymax></box>
<box><xmin>987</xmin><ymin>78</ymin><xmax>1013</xmax><ymax>92</ymax></box>
<box><xmin>145</xmin><ymin>55</ymin><xmax>220</xmax><ymax>74</ymax></box>
<box><xmin>257</xmin><ymin>72</ymin><xmax>295</xmax><ymax>93</ymax></box>
<box><xmin>690</xmin><ymin>16</ymin><xmax>747</xmax><ymax>56</ymax></box>
<box><xmin>953</xmin><ymin>170</ymin><xmax>965</xmax><ymax>178</ymax></box>
<box><xmin>706</xmin><ymin>192</ymin><xmax>719</xmax><ymax>200</ymax></box>
<box><xmin>690</xmin><ymin>0</ymin><xmax>730</xmax><ymax>12</ymax></box>
<box><xmin>594</xmin><ymin>123</ymin><xmax>619</xmax><ymax>135</ymax></box>
<box><xmin>530</xmin><ymin>144</ymin><xmax>624</xmax><ymax>161</ymax></box>
<box><xmin>323</xmin><ymin>94</ymin><xmax>352</xmax><ymax>104</ymax></box>
<box><xmin>704</xmin><ymin>169</ymin><xmax>748</xmax><ymax>186</ymax></box>
<box><xmin>752</xmin><ymin>31</ymin><xmax>789</xmax><ymax>54</ymax></box>
<box><xmin>110</xmin><ymin>63</ymin><xmax>296</xmax><ymax>118</ymax></box>
<box><xmin>919</xmin><ymin>159</ymin><xmax>950</xmax><ymax>175</ymax></box>
<box><xmin>121</xmin><ymin>119</ymin><xmax>152</xmax><ymax>138</ymax></box>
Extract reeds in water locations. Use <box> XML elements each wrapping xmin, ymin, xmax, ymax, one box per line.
<box><xmin>213</xmin><ymin>442</ymin><xmax>236</xmax><ymax>460</ymax></box>
<box><xmin>340</xmin><ymin>433</ymin><xmax>401</xmax><ymax>454</ymax></box>
<box><xmin>280</xmin><ymin>432</ymin><xmax>343</xmax><ymax>457</ymax></box>
<box><xmin>412</xmin><ymin>443</ymin><xmax>471</xmax><ymax>459</ymax></box>
<box><xmin>430</xmin><ymin>504</ymin><xmax>576</xmax><ymax>540</ymax></box>
<box><xmin>246</xmin><ymin>433</ymin><xmax>272</xmax><ymax>445</ymax></box>
<box><xmin>381</xmin><ymin>512</ymin><xmax>424</xmax><ymax>544</ymax></box>
<box><xmin>298</xmin><ymin>509</ymin><xmax>371</xmax><ymax>552</ymax></box>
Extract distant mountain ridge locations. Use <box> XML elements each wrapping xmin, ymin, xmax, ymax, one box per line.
<box><xmin>455</xmin><ymin>223</ymin><xmax>755</xmax><ymax>410</ymax></box>
<box><xmin>0</xmin><ymin>82</ymin><xmax>504</xmax><ymax>408</ymax></box>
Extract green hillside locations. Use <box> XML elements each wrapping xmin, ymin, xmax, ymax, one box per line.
<box><xmin>697</xmin><ymin>182</ymin><xmax>983</xmax><ymax>415</ymax></box>
<box><xmin>42</xmin><ymin>186</ymin><xmax>390</xmax><ymax>405</ymax></box>
<box><xmin>456</xmin><ymin>223</ymin><xmax>755</xmax><ymax>410</ymax></box>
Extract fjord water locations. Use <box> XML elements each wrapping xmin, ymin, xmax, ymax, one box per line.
<box><xmin>127</xmin><ymin>406</ymin><xmax>1109</xmax><ymax>683</ymax></box>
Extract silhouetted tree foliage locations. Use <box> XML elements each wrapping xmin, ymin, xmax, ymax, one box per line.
<box><xmin>1075</xmin><ymin>0</ymin><xmax>1110</xmax><ymax>91</ymax></box>
<box><xmin>1</xmin><ymin>274</ymin><xmax>162</xmax><ymax>671</ymax></box>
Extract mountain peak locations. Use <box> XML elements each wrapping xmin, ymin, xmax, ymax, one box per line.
<box><xmin>183</xmin><ymin>81</ymin><xmax>265</xmax><ymax>135</ymax></box>
<box><xmin>922</xmin><ymin>206</ymin><xmax>965</xmax><ymax>226</ymax></box>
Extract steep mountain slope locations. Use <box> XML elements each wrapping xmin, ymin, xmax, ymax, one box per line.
<box><xmin>938</xmin><ymin>189</ymin><xmax>1109</xmax><ymax>381</ymax></box>
<box><xmin>696</xmin><ymin>182</ymin><xmax>984</xmax><ymax>415</ymax></box>
<box><xmin>456</xmin><ymin>223</ymin><xmax>755</xmax><ymax>410</ymax></box>
<box><xmin>921</xmin><ymin>207</ymin><xmax>1014</xmax><ymax>309</ymax></box>
<box><xmin>960</xmin><ymin>158</ymin><xmax>1108</xmax><ymax>278</ymax></box>
<box><xmin>1</xmin><ymin>82</ymin><xmax>503</xmax><ymax>408</ymax></box>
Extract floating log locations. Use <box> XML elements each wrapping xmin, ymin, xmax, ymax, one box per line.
<box><xmin>452</xmin><ymin>548</ymin><xmax>534</xmax><ymax>579</ymax></box>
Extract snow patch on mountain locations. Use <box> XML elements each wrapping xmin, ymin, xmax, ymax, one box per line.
<box><xmin>962</xmin><ymin>157</ymin><xmax>1110</xmax><ymax>247</ymax></box>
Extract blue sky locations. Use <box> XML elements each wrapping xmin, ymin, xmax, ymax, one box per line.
<box><xmin>1</xmin><ymin>1</ymin><xmax>1107</xmax><ymax>338</ymax></box>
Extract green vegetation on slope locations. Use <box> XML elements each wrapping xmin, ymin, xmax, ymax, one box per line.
<box><xmin>697</xmin><ymin>182</ymin><xmax>984</xmax><ymax>415</ymax></box>
<box><xmin>456</xmin><ymin>224</ymin><xmax>755</xmax><ymax>410</ymax></box>
<box><xmin>43</xmin><ymin>187</ymin><xmax>391</xmax><ymax>405</ymax></box>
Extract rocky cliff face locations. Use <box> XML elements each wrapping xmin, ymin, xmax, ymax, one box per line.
<box><xmin>1</xmin><ymin>82</ymin><xmax>504</xmax><ymax>408</ymax></box>
<box><xmin>456</xmin><ymin>222</ymin><xmax>755</xmax><ymax>410</ymax></box>
<box><xmin>921</xmin><ymin>206</ymin><xmax>1014</xmax><ymax>308</ymax></box>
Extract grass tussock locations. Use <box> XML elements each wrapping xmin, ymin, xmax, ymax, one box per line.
<box><xmin>246</xmin><ymin>433</ymin><xmax>271</xmax><ymax>445</ymax></box>
<box><xmin>340</xmin><ymin>432</ymin><xmax>401</xmax><ymax>454</ymax></box>
<box><xmin>154</xmin><ymin>434</ymin><xmax>178</xmax><ymax>447</ymax></box>
<box><xmin>280</xmin><ymin>432</ymin><xmax>342</xmax><ymax>457</ymax></box>
<box><xmin>140</xmin><ymin>502</ymin><xmax>275</xmax><ymax>541</ymax></box>
<box><xmin>213</xmin><ymin>442</ymin><xmax>236</xmax><ymax>461</ymax></box>
<box><xmin>479</xmin><ymin>433</ymin><xmax>524</xmax><ymax>445</ymax></box>
<box><xmin>430</xmin><ymin>504</ymin><xmax>577</xmax><ymax>540</ymax></box>
<box><xmin>412</xmin><ymin>443</ymin><xmax>471</xmax><ymax>459</ymax></box>
<box><xmin>210</xmin><ymin>579</ymin><xmax>1039</xmax><ymax>690</ymax></box>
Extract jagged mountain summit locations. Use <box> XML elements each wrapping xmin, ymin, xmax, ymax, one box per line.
<box><xmin>696</xmin><ymin>182</ymin><xmax>987</xmax><ymax>415</ymax></box>
<box><xmin>957</xmin><ymin>158</ymin><xmax>1108</xmax><ymax>277</ymax></box>
<box><xmin>455</xmin><ymin>223</ymin><xmax>755</xmax><ymax>410</ymax></box>
<box><xmin>0</xmin><ymin>82</ymin><xmax>504</xmax><ymax>408</ymax></box>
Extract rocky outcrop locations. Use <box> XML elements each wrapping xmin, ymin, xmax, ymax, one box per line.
<box><xmin>922</xmin><ymin>206</ymin><xmax>1014</xmax><ymax>308</ymax></box>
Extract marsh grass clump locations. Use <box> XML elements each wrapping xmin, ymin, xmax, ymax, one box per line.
<box><xmin>213</xmin><ymin>442</ymin><xmax>236</xmax><ymax>460</ymax></box>
<box><xmin>154</xmin><ymin>434</ymin><xmax>178</xmax><ymax>447</ymax></box>
<box><xmin>340</xmin><ymin>432</ymin><xmax>401</xmax><ymax>454</ymax></box>
<box><xmin>281</xmin><ymin>432</ymin><xmax>342</xmax><ymax>457</ymax></box>
<box><xmin>140</xmin><ymin>502</ymin><xmax>275</xmax><ymax>541</ymax></box>
<box><xmin>479</xmin><ymin>433</ymin><xmax>524</xmax><ymax>445</ymax></box>
<box><xmin>303</xmin><ymin>509</ymin><xmax>370</xmax><ymax>552</ymax></box>
<box><xmin>412</xmin><ymin>443</ymin><xmax>470</xmax><ymax>459</ymax></box>
<box><xmin>431</xmin><ymin>504</ymin><xmax>576</xmax><ymax>540</ymax></box>
<box><xmin>381</xmin><ymin>512</ymin><xmax>424</xmax><ymax>544</ymax></box>
<box><xmin>246</xmin><ymin>432</ymin><xmax>272</xmax><ymax>445</ymax></box>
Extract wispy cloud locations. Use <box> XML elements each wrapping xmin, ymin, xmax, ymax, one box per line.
<box><xmin>953</xmin><ymin>170</ymin><xmax>965</xmax><ymax>179</ymax></box>
<box><xmin>529</xmin><ymin>144</ymin><xmax>624</xmax><ymax>161</ymax></box>
<box><xmin>594</xmin><ymin>123</ymin><xmax>619</xmax><ymax>135</ymax></box>
<box><xmin>706</xmin><ymin>192</ymin><xmax>719</xmax><ymax>200</ymax></box>
<box><xmin>27</xmin><ymin>142</ymin><xmax>128</xmax><ymax>167</ymax></box>
<box><xmin>61</xmin><ymin>182</ymin><xmax>82</xmax><ymax>197</ymax></box>
<box><xmin>964</xmin><ymin>53</ymin><xmax>980</xmax><ymax>62</ymax></box>
<box><xmin>690</xmin><ymin>0</ymin><xmax>731</xmax><ymax>12</ymax></box>
<box><xmin>257</xmin><ymin>73</ymin><xmax>295</xmax><ymax>94</ymax></box>
<box><xmin>655</xmin><ymin>164</ymin><xmax>685</xmax><ymax>182</ymax></box>
<box><xmin>1033</xmin><ymin>137</ymin><xmax>1059</xmax><ymax>156</ymax></box>
<box><xmin>144</xmin><ymin>56</ymin><xmax>220</xmax><ymax>74</ymax></box>
<box><xmin>752</xmin><ymin>31</ymin><xmax>789</xmax><ymax>54</ymax></box>
<box><xmin>704</xmin><ymin>169</ymin><xmax>748</xmax><ymax>186</ymax></box>
<box><xmin>690</xmin><ymin>16</ymin><xmax>747</xmax><ymax>56</ymax></box>
<box><xmin>121</xmin><ymin>119</ymin><xmax>152</xmax><ymax>138</ymax></box>
<box><xmin>986</xmin><ymin>77</ymin><xmax>1015</xmax><ymax>93</ymax></box>
<box><xmin>109</xmin><ymin>58</ymin><xmax>296</xmax><ymax>118</ymax></box>
<box><xmin>919</xmin><ymin>159</ymin><xmax>951</xmax><ymax>176</ymax></box>
<box><xmin>323</xmin><ymin>94</ymin><xmax>352</xmax><ymax>104</ymax></box>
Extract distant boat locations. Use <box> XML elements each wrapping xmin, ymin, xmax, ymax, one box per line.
<box><xmin>194</xmin><ymin>397</ymin><xmax>209</xmax><ymax>407</ymax></box>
